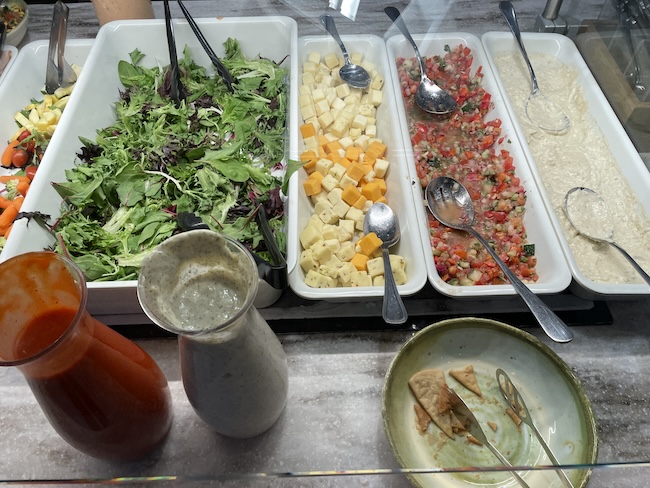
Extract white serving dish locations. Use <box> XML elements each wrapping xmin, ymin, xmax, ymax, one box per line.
<box><xmin>287</xmin><ymin>34</ymin><xmax>427</xmax><ymax>301</ymax></box>
<box><xmin>4</xmin><ymin>0</ymin><xmax>28</xmax><ymax>46</ymax></box>
<box><xmin>1</xmin><ymin>18</ymin><xmax>298</xmax><ymax>319</ymax></box>
<box><xmin>385</xmin><ymin>32</ymin><xmax>571</xmax><ymax>298</ymax></box>
<box><xmin>482</xmin><ymin>32</ymin><xmax>650</xmax><ymax>299</ymax></box>
<box><xmin>0</xmin><ymin>38</ymin><xmax>93</xmax><ymax>253</ymax></box>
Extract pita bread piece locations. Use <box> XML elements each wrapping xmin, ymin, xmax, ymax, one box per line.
<box><xmin>449</xmin><ymin>365</ymin><xmax>482</xmax><ymax>397</ymax></box>
<box><xmin>408</xmin><ymin>368</ymin><xmax>454</xmax><ymax>438</ymax></box>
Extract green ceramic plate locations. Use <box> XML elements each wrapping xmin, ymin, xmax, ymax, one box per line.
<box><xmin>382</xmin><ymin>317</ymin><xmax>598</xmax><ymax>488</ymax></box>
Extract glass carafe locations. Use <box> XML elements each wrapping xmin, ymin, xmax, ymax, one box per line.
<box><xmin>137</xmin><ymin>230</ymin><xmax>289</xmax><ymax>438</ymax></box>
<box><xmin>0</xmin><ymin>252</ymin><xmax>172</xmax><ymax>462</ymax></box>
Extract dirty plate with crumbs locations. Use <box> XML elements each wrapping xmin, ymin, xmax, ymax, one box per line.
<box><xmin>382</xmin><ymin>317</ymin><xmax>598</xmax><ymax>488</ymax></box>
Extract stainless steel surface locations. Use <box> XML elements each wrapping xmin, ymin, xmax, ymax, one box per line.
<box><xmin>383</xmin><ymin>6</ymin><xmax>458</xmax><ymax>115</ymax></box>
<box><xmin>447</xmin><ymin>388</ymin><xmax>532</xmax><ymax>488</ymax></box>
<box><xmin>542</xmin><ymin>0</ymin><xmax>564</xmax><ymax>20</ymax></box>
<box><xmin>496</xmin><ymin>368</ymin><xmax>574</xmax><ymax>488</ymax></box>
<box><xmin>163</xmin><ymin>0</ymin><xmax>184</xmax><ymax>104</ymax></box>
<box><xmin>363</xmin><ymin>203</ymin><xmax>408</xmax><ymax>325</ymax></box>
<box><xmin>618</xmin><ymin>0</ymin><xmax>647</xmax><ymax>95</ymax></box>
<box><xmin>500</xmin><ymin>1</ymin><xmax>571</xmax><ymax>133</ymax></box>
<box><xmin>318</xmin><ymin>14</ymin><xmax>371</xmax><ymax>89</ymax></box>
<box><xmin>44</xmin><ymin>0</ymin><xmax>76</xmax><ymax>94</ymax></box>
<box><xmin>177</xmin><ymin>0</ymin><xmax>234</xmax><ymax>92</ymax></box>
<box><xmin>426</xmin><ymin>176</ymin><xmax>574</xmax><ymax>343</ymax></box>
<box><xmin>564</xmin><ymin>187</ymin><xmax>650</xmax><ymax>287</ymax></box>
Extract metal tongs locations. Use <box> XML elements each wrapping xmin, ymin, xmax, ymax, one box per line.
<box><xmin>163</xmin><ymin>0</ymin><xmax>184</xmax><ymax>104</ymax></box>
<box><xmin>45</xmin><ymin>0</ymin><xmax>77</xmax><ymax>94</ymax></box>
<box><xmin>447</xmin><ymin>388</ymin><xmax>531</xmax><ymax>488</ymax></box>
<box><xmin>177</xmin><ymin>0</ymin><xmax>234</xmax><ymax>92</ymax></box>
<box><xmin>496</xmin><ymin>369</ymin><xmax>574</xmax><ymax>488</ymax></box>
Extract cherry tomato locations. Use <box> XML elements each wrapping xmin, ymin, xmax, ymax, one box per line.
<box><xmin>25</xmin><ymin>165</ymin><xmax>37</xmax><ymax>181</ymax></box>
<box><xmin>17</xmin><ymin>130</ymin><xmax>35</xmax><ymax>153</ymax></box>
<box><xmin>17</xmin><ymin>130</ymin><xmax>31</xmax><ymax>142</ymax></box>
<box><xmin>11</xmin><ymin>149</ymin><xmax>29</xmax><ymax>168</ymax></box>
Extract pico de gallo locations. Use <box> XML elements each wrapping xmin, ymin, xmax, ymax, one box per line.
<box><xmin>396</xmin><ymin>44</ymin><xmax>538</xmax><ymax>286</ymax></box>
<box><xmin>0</xmin><ymin>3</ymin><xmax>26</xmax><ymax>33</ymax></box>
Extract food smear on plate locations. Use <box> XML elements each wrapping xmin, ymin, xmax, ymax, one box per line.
<box><xmin>297</xmin><ymin>50</ymin><xmax>407</xmax><ymax>288</ymax></box>
<box><xmin>38</xmin><ymin>42</ymin><xmax>288</xmax><ymax>281</ymax></box>
<box><xmin>396</xmin><ymin>44</ymin><xmax>537</xmax><ymax>286</ymax></box>
<box><xmin>493</xmin><ymin>52</ymin><xmax>650</xmax><ymax>285</ymax></box>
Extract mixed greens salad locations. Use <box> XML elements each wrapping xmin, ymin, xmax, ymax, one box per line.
<box><xmin>43</xmin><ymin>40</ymin><xmax>289</xmax><ymax>281</ymax></box>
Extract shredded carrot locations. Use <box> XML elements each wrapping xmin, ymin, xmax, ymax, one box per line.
<box><xmin>0</xmin><ymin>205</ymin><xmax>18</xmax><ymax>228</ymax></box>
<box><xmin>11</xmin><ymin>196</ymin><xmax>24</xmax><ymax>210</ymax></box>
<box><xmin>0</xmin><ymin>195</ymin><xmax>12</xmax><ymax>209</ymax></box>
<box><xmin>0</xmin><ymin>174</ymin><xmax>30</xmax><ymax>184</ymax></box>
<box><xmin>2</xmin><ymin>223</ymin><xmax>12</xmax><ymax>238</ymax></box>
<box><xmin>1</xmin><ymin>140</ymin><xmax>20</xmax><ymax>167</ymax></box>
<box><xmin>16</xmin><ymin>181</ymin><xmax>29</xmax><ymax>197</ymax></box>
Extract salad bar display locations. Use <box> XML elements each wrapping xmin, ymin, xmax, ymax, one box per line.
<box><xmin>0</xmin><ymin>2</ymin><xmax>649</xmax><ymax>486</ymax></box>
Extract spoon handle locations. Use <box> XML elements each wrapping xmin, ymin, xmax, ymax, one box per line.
<box><xmin>383</xmin><ymin>7</ymin><xmax>427</xmax><ymax>79</ymax></box>
<box><xmin>469</xmin><ymin>229</ymin><xmax>574</xmax><ymax>343</ymax></box>
<box><xmin>499</xmin><ymin>1</ymin><xmax>539</xmax><ymax>94</ymax></box>
<box><xmin>381</xmin><ymin>247</ymin><xmax>408</xmax><ymax>325</ymax></box>
<box><xmin>610</xmin><ymin>241</ymin><xmax>650</xmax><ymax>287</ymax></box>
<box><xmin>319</xmin><ymin>15</ymin><xmax>350</xmax><ymax>63</ymax></box>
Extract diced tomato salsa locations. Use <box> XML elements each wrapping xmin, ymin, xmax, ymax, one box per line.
<box><xmin>396</xmin><ymin>44</ymin><xmax>538</xmax><ymax>286</ymax></box>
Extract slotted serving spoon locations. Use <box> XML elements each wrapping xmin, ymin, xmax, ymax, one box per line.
<box><xmin>496</xmin><ymin>369</ymin><xmax>574</xmax><ymax>488</ymax></box>
<box><xmin>499</xmin><ymin>1</ymin><xmax>570</xmax><ymax>133</ymax></box>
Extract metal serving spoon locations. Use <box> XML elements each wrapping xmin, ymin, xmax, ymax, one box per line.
<box><xmin>496</xmin><ymin>369</ymin><xmax>574</xmax><ymax>488</ymax></box>
<box><xmin>384</xmin><ymin>6</ymin><xmax>457</xmax><ymax>115</ymax></box>
<box><xmin>363</xmin><ymin>203</ymin><xmax>408</xmax><ymax>325</ymax></box>
<box><xmin>499</xmin><ymin>1</ymin><xmax>570</xmax><ymax>133</ymax></box>
<box><xmin>425</xmin><ymin>176</ymin><xmax>573</xmax><ymax>343</ymax></box>
<box><xmin>447</xmin><ymin>388</ymin><xmax>531</xmax><ymax>488</ymax></box>
<box><xmin>319</xmin><ymin>15</ymin><xmax>371</xmax><ymax>90</ymax></box>
<box><xmin>564</xmin><ymin>187</ymin><xmax>650</xmax><ymax>286</ymax></box>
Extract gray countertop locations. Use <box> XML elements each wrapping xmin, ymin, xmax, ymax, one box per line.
<box><xmin>2</xmin><ymin>1</ymin><xmax>650</xmax><ymax>486</ymax></box>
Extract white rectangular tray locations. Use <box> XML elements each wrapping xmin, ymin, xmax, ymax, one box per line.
<box><xmin>1</xmin><ymin>18</ymin><xmax>298</xmax><ymax>319</ymax></box>
<box><xmin>287</xmin><ymin>34</ymin><xmax>427</xmax><ymax>301</ymax></box>
<box><xmin>385</xmin><ymin>32</ymin><xmax>571</xmax><ymax>298</ymax></box>
<box><xmin>482</xmin><ymin>31</ymin><xmax>650</xmax><ymax>299</ymax></box>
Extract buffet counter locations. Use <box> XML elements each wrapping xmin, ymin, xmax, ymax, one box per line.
<box><xmin>2</xmin><ymin>1</ymin><xmax>650</xmax><ymax>486</ymax></box>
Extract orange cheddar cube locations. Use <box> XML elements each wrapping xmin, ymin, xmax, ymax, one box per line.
<box><xmin>345</xmin><ymin>146</ymin><xmax>363</xmax><ymax>162</ymax></box>
<box><xmin>303</xmin><ymin>159</ymin><xmax>317</xmax><ymax>174</ymax></box>
<box><xmin>300</xmin><ymin>149</ymin><xmax>318</xmax><ymax>162</ymax></box>
<box><xmin>350</xmin><ymin>253</ymin><xmax>369</xmax><ymax>271</ymax></box>
<box><xmin>317</xmin><ymin>135</ymin><xmax>330</xmax><ymax>147</ymax></box>
<box><xmin>309</xmin><ymin>171</ymin><xmax>324</xmax><ymax>183</ymax></box>
<box><xmin>318</xmin><ymin>146</ymin><xmax>328</xmax><ymax>159</ymax></box>
<box><xmin>338</xmin><ymin>157</ymin><xmax>351</xmax><ymax>168</ymax></box>
<box><xmin>365</xmin><ymin>141</ymin><xmax>387</xmax><ymax>160</ymax></box>
<box><xmin>361</xmin><ymin>164</ymin><xmax>373</xmax><ymax>175</ymax></box>
<box><xmin>352</xmin><ymin>195</ymin><xmax>367</xmax><ymax>209</ymax></box>
<box><xmin>329</xmin><ymin>150</ymin><xmax>342</xmax><ymax>163</ymax></box>
<box><xmin>374</xmin><ymin>195</ymin><xmax>388</xmax><ymax>204</ymax></box>
<box><xmin>361</xmin><ymin>180</ymin><xmax>382</xmax><ymax>201</ymax></box>
<box><xmin>300</xmin><ymin>123</ymin><xmax>317</xmax><ymax>139</ymax></box>
<box><xmin>357</xmin><ymin>232</ymin><xmax>382</xmax><ymax>255</ymax></box>
<box><xmin>375</xmin><ymin>178</ymin><xmax>387</xmax><ymax>194</ymax></box>
<box><xmin>346</xmin><ymin>162</ymin><xmax>366</xmax><ymax>182</ymax></box>
<box><xmin>303</xmin><ymin>177</ymin><xmax>322</xmax><ymax>196</ymax></box>
<box><xmin>325</xmin><ymin>140</ymin><xmax>343</xmax><ymax>154</ymax></box>
<box><xmin>341</xmin><ymin>185</ymin><xmax>362</xmax><ymax>205</ymax></box>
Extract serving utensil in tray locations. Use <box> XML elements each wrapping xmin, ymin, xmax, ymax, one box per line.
<box><xmin>496</xmin><ymin>368</ymin><xmax>574</xmax><ymax>488</ymax></box>
<box><xmin>177</xmin><ymin>0</ymin><xmax>234</xmax><ymax>92</ymax></box>
<box><xmin>447</xmin><ymin>388</ymin><xmax>531</xmax><ymax>488</ymax></box>
<box><xmin>45</xmin><ymin>0</ymin><xmax>77</xmax><ymax>94</ymax></box>
<box><xmin>162</xmin><ymin>0</ymin><xmax>184</xmax><ymax>104</ymax></box>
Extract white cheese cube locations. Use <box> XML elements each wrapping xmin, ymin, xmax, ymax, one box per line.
<box><xmin>305</xmin><ymin>270</ymin><xmax>337</xmax><ymax>288</ymax></box>
<box><xmin>337</xmin><ymin>262</ymin><xmax>357</xmax><ymax>283</ymax></box>
<box><xmin>359</xmin><ymin>104</ymin><xmax>374</xmax><ymax>117</ymax></box>
<box><xmin>314</xmin><ymin>99</ymin><xmax>330</xmax><ymax>116</ymax></box>
<box><xmin>339</xmin><ymin>219</ymin><xmax>355</xmax><ymax>237</ymax></box>
<box><xmin>336</xmin><ymin>241</ymin><xmax>356</xmax><ymax>262</ymax></box>
<box><xmin>350</xmin><ymin>271</ymin><xmax>372</xmax><ymax>287</ymax></box>
<box><xmin>370</xmin><ymin>74</ymin><xmax>384</xmax><ymax>90</ymax></box>
<box><xmin>329</xmin><ymin>118</ymin><xmax>349</xmax><ymax>138</ymax></box>
<box><xmin>303</xmin><ymin>60</ymin><xmax>318</xmax><ymax>72</ymax></box>
<box><xmin>315</xmin><ymin>158</ymin><xmax>334</xmax><ymax>175</ymax></box>
<box><xmin>365</xmin><ymin>124</ymin><xmax>377</xmax><ymax>138</ymax></box>
<box><xmin>393</xmin><ymin>267</ymin><xmax>408</xmax><ymax>285</ymax></box>
<box><xmin>299</xmin><ymin>94</ymin><xmax>313</xmax><ymax>108</ymax></box>
<box><xmin>310</xmin><ymin>240</ymin><xmax>332</xmax><ymax>262</ymax></box>
<box><xmin>321</xmin><ymin>174</ymin><xmax>340</xmax><ymax>193</ymax></box>
<box><xmin>317</xmin><ymin>111</ymin><xmax>334</xmax><ymax>130</ymax></box>
<box><xmin>318</xmin><ymin>207</ymin><xmax>339</xmax><ymax>225</ymax></box>
<box><xmin>332</xmin><ymin>199</ymin><xmax>351</xmax><ymax>219</ymax></box>
<box><xmin>328</xmin><ymin>163</ymin><xmax>346</xmax><ymax>181</ymax></box>
<box><xmin>300</xmin><ymin>104</ymin><xmax>316</xmax><ymax>120</ymax></box>
<box><xmin>339</xmin><ymin>174</ymin><xmax>358</xmax><ymax>190</ymax></box>
<box><xmin>307</xmin><ymin>52</ymin><xmax>321</xmax><ymax>64</ymax></box>
<box><xmin>321</xmin><ymin>224</ymin><xmax>338</xmax><ymax>241</ymax></box>
<box><xmin>372</xmin><ymin>275</ymin><xmax>385</xmax><ymax>286</ymax></box>
<box><xmin>366</xmin><ymin>257</ymin><xmax>384</xmax><ymax>278</ymax></box>
<box><xmin>324</xmin><ymin>53</ymin><xmax>340</xmax><ymax>69</ymax></box>
<box><xmin>312</xmin><ymin>88</ymin><xmax>326</xmax><ymax>103</ymax></box>
<box><xmin>299</xmin><ymin>84</ymin><xmax>312</xmax><ymax>96</ymax></box>
<box><xmin>369</xmin><ymin>89</ymin><xmax>383</xmax><ymax>107</ymax></box>
<box><xmin>390</xmin><ymin>255</ymin><xmax>406</xmax><ymax>272</ymax></box>
<box><xmin>345</xmin><ymin>207</ymin><xmax>364</xmax><ymax>224</ymax></box>
<box><xmin>338</xmin><ymin>136</ymin><xmax>354</xmax><ymax>150</ymax></box>
<box><xmin>308</xmin><ymin>213</ymin><xmax>325</xmax><ymax>229</ymax></box>
<box><xmin>348</xmin><ymin>127</ymin><xmax>362</xmax><ymax>140</ymax></box>
<box><xmin>335</xmin><ymin>83</ymin><xmax>351</xmax><ymax>99</ymax></box>
<box><xmin>336</xmin><ymin>224</ymin><xmax>353</xmax><ymax>243</ymax></box>
<box><xmin>302</xmin><ymin>72</ymin><xmax>316</xmax><ymax>85</ymax></box>
<box><xmin>300</xmin><ymin>225</ymin><xmax>322</xmax><ymax>249</ymax></box>
<box><xmin>310</xmin><ymin>191</ymin><xmax>328</xmax><ymax>205</ymax></box>
<box><xmin>314</xmin><ymin>199</ymin><xmax>333</xmax><ymax>215</ymax></box>
<box><xmin>350</xmin><ymin>52</ymin><xmax>363</xmax><ymax>64</ymax></box>
<box><xmin>331</xmin><ymin>97</ymin><xmax>346</xmax><ymax>111</ymax></box>
<box><xmin>373</xmin><ymin>158</ymin><xmax>389</xmax><ymax>178</ymax></box>
<box><xmin>327</xmin><ymin>187</ymin><xmax>344</xmax><ymax>204</ymax></box>
<box><xmin>324</xmin><ymin>239</ymin><xmax>341</xmax><ymax>253</ymax></box>
<box><xmin>299</xmin><ymin>249</ymin><xmax>319</xmax><ymax>272</ymax></box>
<box><xmin>355</xmin><ymin>134</ymin><xmax>370</xmax><ymax>151</ymax></box>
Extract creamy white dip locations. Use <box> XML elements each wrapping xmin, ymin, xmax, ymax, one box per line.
<box><xmin>493</xmin><ymin>53</ymin><xmax>650</xmax><ymax>285</ymax></box>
